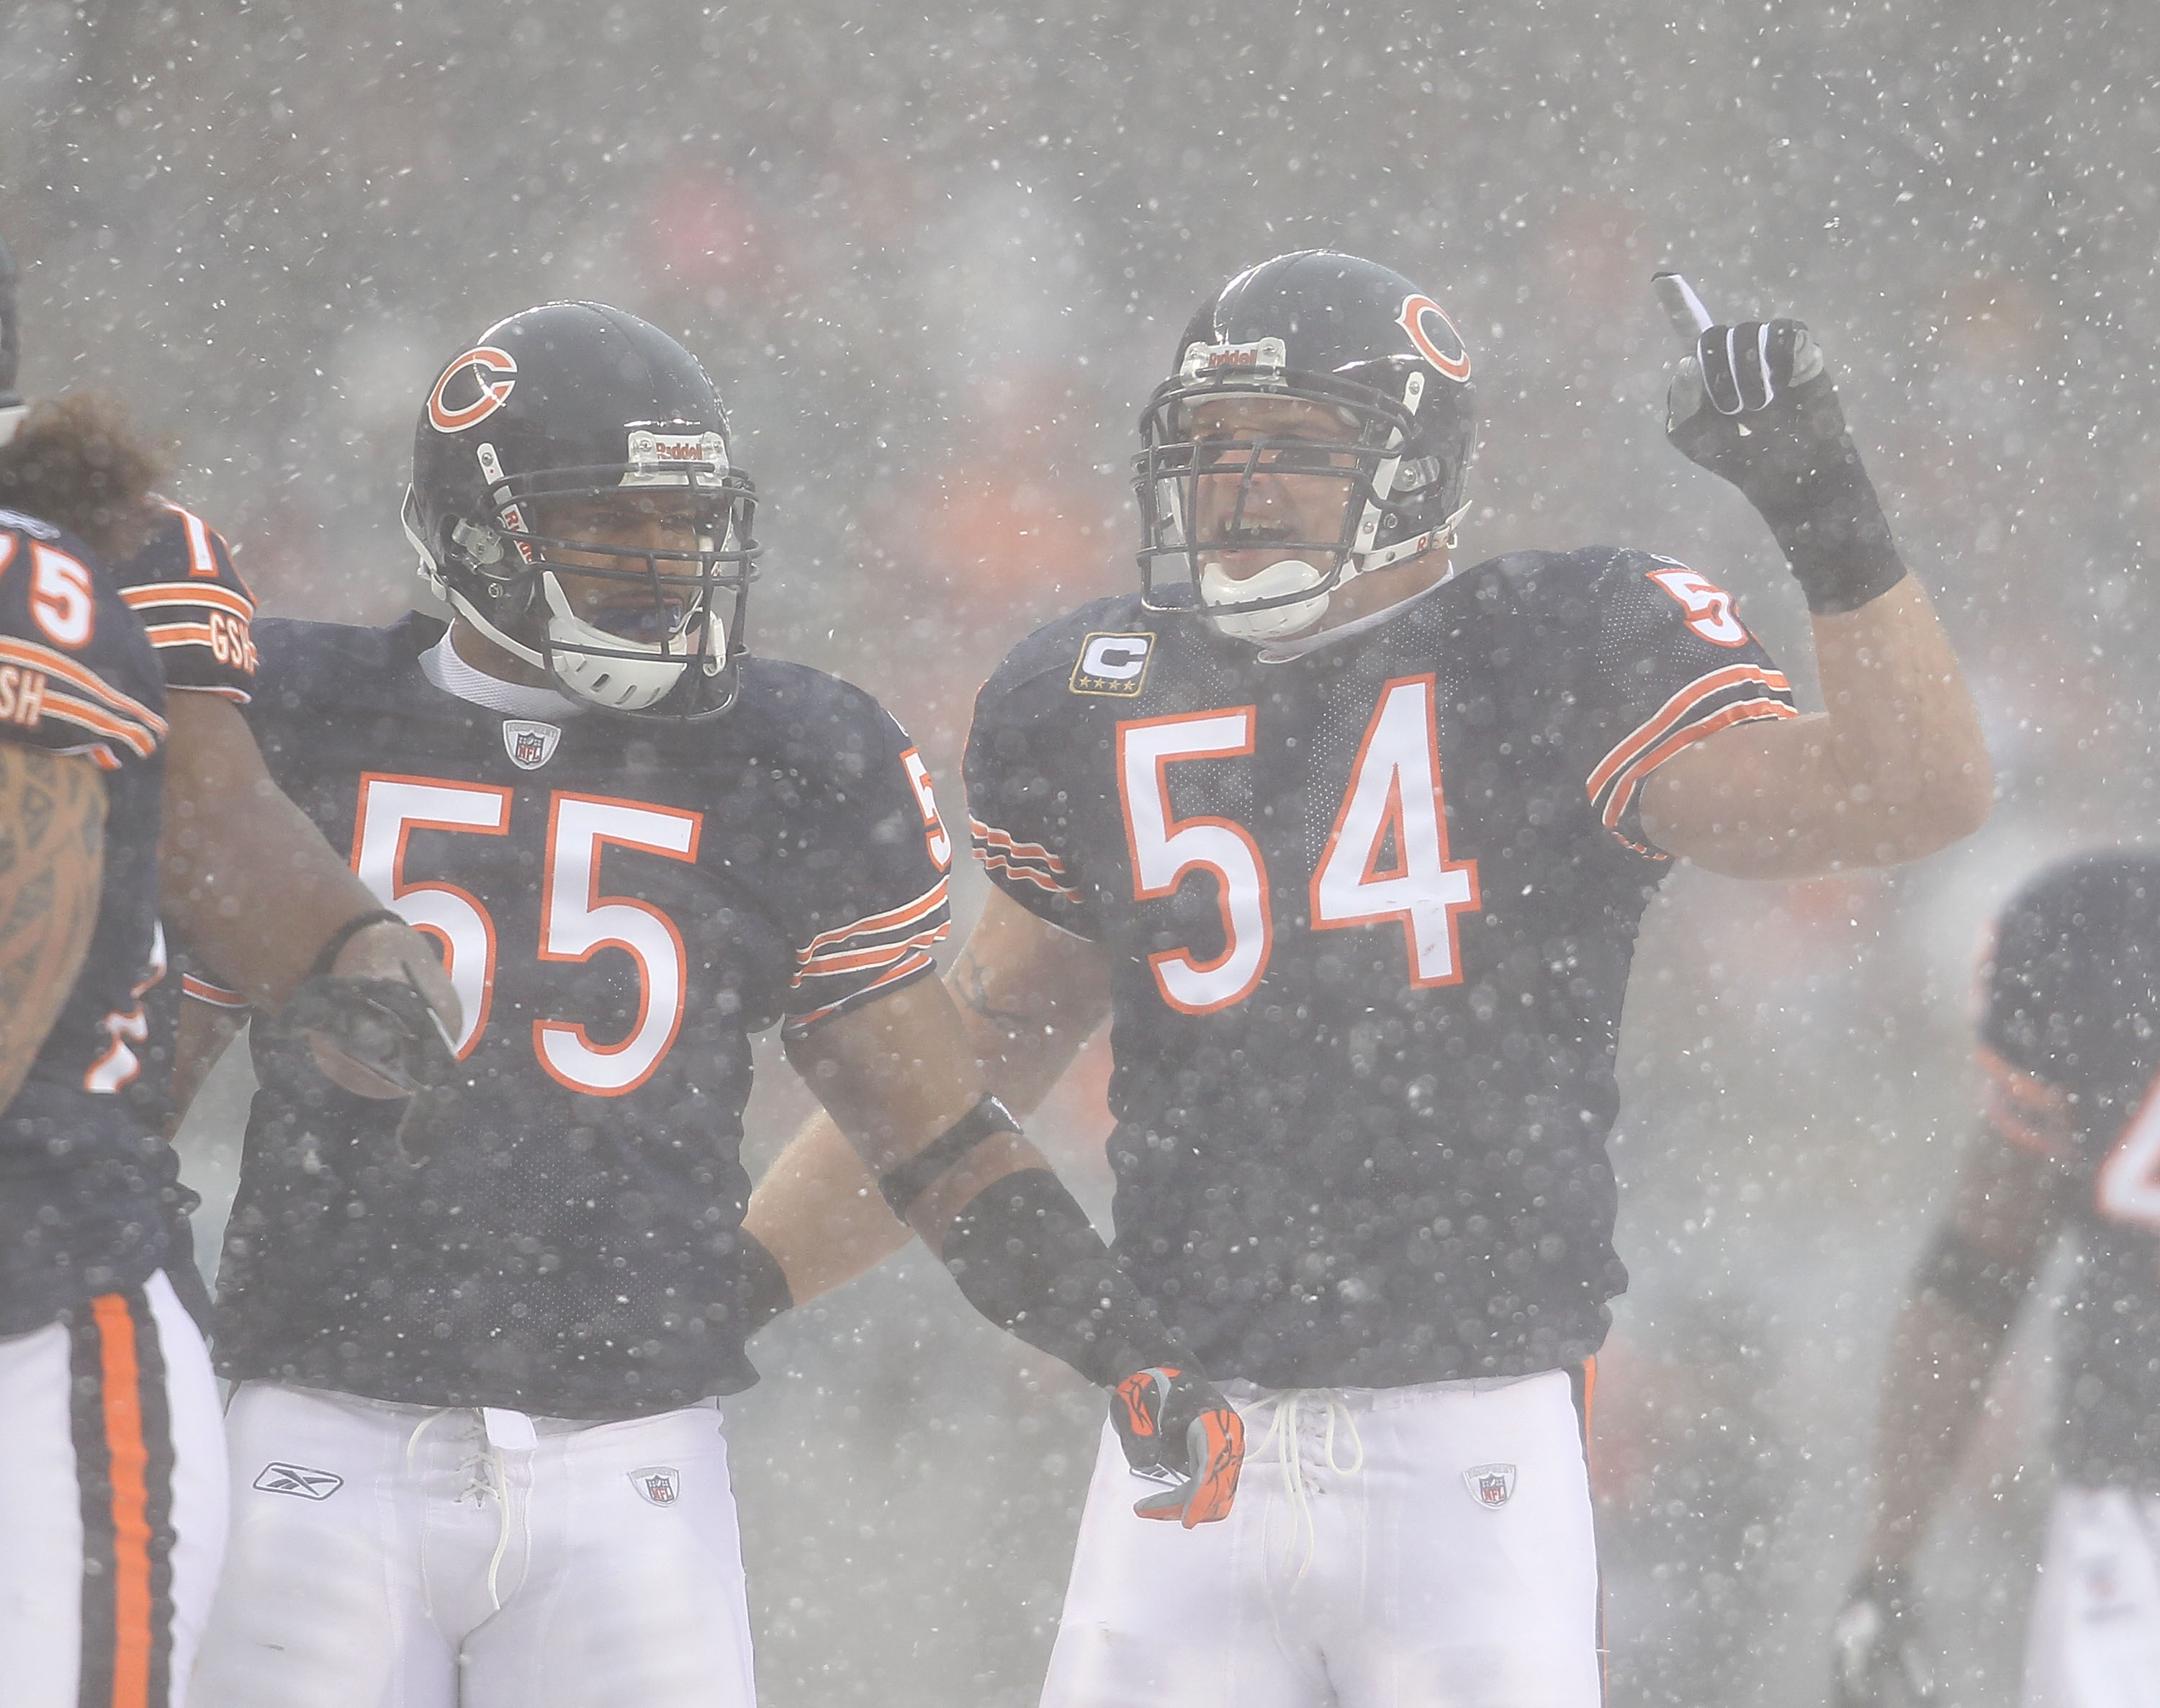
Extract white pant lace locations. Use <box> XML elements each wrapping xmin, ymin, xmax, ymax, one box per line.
<box><xmin>1241</xmin><ymin>1388</ymin><xmax>1366</xmax><ymax>1580</ymax></box>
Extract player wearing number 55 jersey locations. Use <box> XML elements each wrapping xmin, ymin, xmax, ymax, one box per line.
<box><xmin>750</xmin><ymin>251</ymin><xmax>1993</xmax><ymax>1707</ymax></box>
<box><xmin>1835</xmin><ymin>855</ymin><xmax>2160</xmax><ymax>1708</ymax></box>
<box><xmin>186</xmin><ymin>302</ymin><xmax>1241</xmax><ymax>1708</ymax></box>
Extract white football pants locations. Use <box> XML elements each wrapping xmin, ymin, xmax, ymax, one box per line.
<box><xmin>2024</xmin><ymin>1484</ymin><xmax>2160</xmax><ymax>1708</ymax></box>
<box><xmin>189</xmin><ymin>1381</ymin><xmax>757</xmax><ymax>1708</ymax></box>
<box><xmin>1041</xmin><ymin>1365</ymin><xmax>1603</xmax><ymax>1708</ymax></box>
<box><xmin>0</xmin><ymin>1269</ymin><xmax>229</xmax><ymax>1708</ymax></box>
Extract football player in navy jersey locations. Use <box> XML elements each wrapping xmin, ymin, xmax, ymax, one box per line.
<box><xmin>747</xmin><ymin>251</ymin><xmax>1994</xmax><ymax>1707</ymax></box>
<box><xmin>0</xmin><ymin>235</ymin><xmax>459</xmax><ymax>1708</ymax></box>
<box><xmin>1835</xmin><ymin>854</ymin><xmax>2160</xmax><ymax>1708</ymax></box>
<box><xmin>180</xmin><ymin>301</ymin><xmax>1240</xmax><ymax>1708</ymax></box>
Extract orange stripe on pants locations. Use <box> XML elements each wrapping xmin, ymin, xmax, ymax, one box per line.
<box><xmin>90</xmin><ymin>1293</ymin><xmax>153</xmax><ymax>1708</ymax></box>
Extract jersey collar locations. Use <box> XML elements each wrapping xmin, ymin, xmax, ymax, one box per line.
<box><xmin>419</xmin><ymin>632</ymin><xmax>588</xmax><ymax>720</ymax></box>
<box><xmin>1252</xmin><ymin>564</ymin><xmax>1459</xmax><ymax>665</ymax></box>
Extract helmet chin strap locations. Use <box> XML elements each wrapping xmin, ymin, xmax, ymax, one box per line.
<box><xmin>535</xmin><ymin>575</ymin><xmax>701</xmax><ymax>713</ymax></box>
<box><xmin>1200</xmin><ymin>371</ymin><xmax>1457</xmax><ymax>647</ymax></box>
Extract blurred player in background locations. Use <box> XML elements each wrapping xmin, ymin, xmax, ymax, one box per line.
<box><xmin>181</xmin><ymin>301</ymin><xmax>1238</xmax><ymax>1708</ymax></box>
<box><xmin>1835</xmin><ymin>853</ymin><xmax>2160</xmax><ymax>1708</ymax></box>
<box><xmin>0</xmin><ymin>234</ymin><xmax>457</xmax><ymax>1708</ymax></box>
<box><xmin>750</xmin><ymin>249</ymin><xmax>1993</xmax><ymax>1707</ymax></box>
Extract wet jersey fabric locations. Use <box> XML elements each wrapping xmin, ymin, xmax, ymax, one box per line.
<box><xmin>209</xmin><ymin>612</ymin><xmax>951</xmax><ymax>1418</ymax></box>
<box><xmin>965</xmin><ymin>548</ymin><xmax>1797</xmax><ymax>1389</ymax></box>
<box><xmin>109</xmin><ymin>503</ymin><xmax>258</xmax><ymax>703</ymax></box>
<box><xmin>1981</xmin><ymin>854</ymin><xmax>2160</xmax><ymax>1492</ymax></box>
<box><xmin>0</xmin><ymin>507</ymin><xmax>171</xmax><ymax>1335</ymax></box>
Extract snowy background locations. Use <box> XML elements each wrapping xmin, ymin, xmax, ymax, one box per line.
<box><xmin>5</xmin><ymin>3</ymin><xmax>2156</xmax><ymax>1702</ymax></box>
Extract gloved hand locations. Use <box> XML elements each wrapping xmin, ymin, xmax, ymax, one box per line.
<box><xmin>1830</xmin><ymin>1565</ymin><xmax>1938</xmax><ymax>1708</ymax></box>
<box><xmin>1666</xmin><ymin>318</ymin><xmax>1907</xmax><ymax>614</ymax></box>
<box><xmin>280</xmin><ymin>967</ymin><xmax>459</xmax><ymax>1099</ymax></box>
<box><xmin>1110</xmin><ymin>1365</ymin><xmax>1245</xmax><ymax>1527</ymax></box>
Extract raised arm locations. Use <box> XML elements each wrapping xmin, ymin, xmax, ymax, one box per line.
<box><xmin>745</xmin><ymin>885</ymin><xmax>1112</xmax><ymax>1303</ymax></box>
<box><xmin>1642</xmin><ymin>577</ymin><xmax>1989</xmax><ymax>876</ymax></box>
<box><xmin>1638</xmin><ymin>315</ymin><xmax>1992</xmax><ymax>878</ymax></box>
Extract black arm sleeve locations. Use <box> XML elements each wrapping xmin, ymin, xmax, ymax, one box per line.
<box><xmin>939</xmin><ymin>1169</ymin><xmax>1179</xmax><ymax>1388</ymax></box>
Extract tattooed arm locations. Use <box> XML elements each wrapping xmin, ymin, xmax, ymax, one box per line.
<box><xmin>744</xmin><ymin>886</ymin><xmax>1115</xmax><ymax>1308</ymax></box>
<box><xmin>0</xmin><ymin>745</ymin><xmax>106</xmax><ymax>1110</ymax></box>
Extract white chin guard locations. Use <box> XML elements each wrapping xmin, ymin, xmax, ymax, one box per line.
<box><xmin>1199</xmin><ymin>557</ymin><xmax>1332</xmax><ymax>643</ymax></box>
<box><xmin>539</xmin><ymin>575</ymin><xmax>713</xmax><ymax>712</ymax></box>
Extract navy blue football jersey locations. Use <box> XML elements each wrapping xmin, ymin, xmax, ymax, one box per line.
<box><xmin>0</xmin><ymin>505</ymin><xmax>171</xmax><ymax>1335</ymax></box>
<box><xmin>1980</xmin><ymin>853</ymin><xmax>2160</xmax><ymax>1489</ymax></box>
<box><xmin>205</xmin><ymin>613</ymin><xmax>953</xmax><ymax>1416</ymax></box>
<box><xmin>965</xmin><ymin>548</ymin><xmax>1797</xmax><ymax>1388</ymax></box>
<box><xmin>112</xmin><ymin>501</ymin><xmax>259</xmax><ymax>702</ymax></box>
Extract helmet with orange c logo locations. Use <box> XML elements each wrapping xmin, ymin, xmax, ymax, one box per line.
<box><xmin>404</xmin><ymin>302</ymin><xmax>759</xmax><ymax>719</ymax></box>
<box><xmin>1134</xmin><ymin>251</ymin><xmax>1477</xmax><ymax>644</ymax></box>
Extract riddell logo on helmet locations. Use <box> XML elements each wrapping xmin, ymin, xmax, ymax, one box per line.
<box><xmin>622</xmin><ymin>430</ymin><xmax>727</xmax><ymax>487</ymax></box>
<box><xmin>1397</xmin><ymin>296</ymin><xmax>1472</xmax><ymax>383</ymax></box>
<box><xmin>428</xmin><ymin>347</ymin><xmax>519</xmax><ymax>433</ymax></box>
<box><xmin>1179</xmin><ymin>336</ymin><xmax>1287</xmax><ymax>382</ymax></box>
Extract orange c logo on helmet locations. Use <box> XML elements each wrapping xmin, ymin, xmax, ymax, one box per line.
<box><xmin>427</xmin><ymin>346</ymin><xmax>518</xmax><ymax>433</ymax></box>
<box><xmin>1397</xmin><ymin>296</ymin><xmax>1472</xmax><ymax>382</ymax></box>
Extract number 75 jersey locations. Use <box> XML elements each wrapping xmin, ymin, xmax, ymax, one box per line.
<box><xmin>964</xmin><ymin>547</ymin><xmax>1798</xmax><ymax>1390</ymax></box>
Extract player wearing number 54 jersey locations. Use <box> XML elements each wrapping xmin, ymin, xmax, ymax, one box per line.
<box><xmin>1835</xmin><ymin>855</ymin><xmax>2160</xmax><ymax>1708</ymax></box>
<box><xmin>186</xmin><ymin>302</ymin><xmax>1241</xmax><ymax>1708</ymax></box>
<box><xmin>749</xmin><ymin>251</ymin><xmax>1993</xmax><ymax>1707</ymax></box>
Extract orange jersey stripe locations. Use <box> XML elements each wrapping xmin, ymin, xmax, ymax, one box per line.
<box><xmin>41</xmin><ymin>688</ymin><xmax>162</xmax><ymax>758</ymax></box>
<box><xmin>968</xmin><ymin>815</ymin><xmax>1068</xmax><ymax>873</ymax></box>
<box><xmin>1601</xmin><ymin>697</ymin><xmax>1799</xmax><ymax>832</ymax></box>
<box><xmin>978</xmin><ymin>850</ymin><xmax>1082</xmax><ymax>899</ymax></box>
<box><xmin>140</xmin><ymin>621</ymin><xmax>218</xmax><ymax>650</ymax></box>
<box><xmin>795</xmin><ymin>877</ymin><xmax>950</xmax><ymax>961</ymax></box>
<box><xmin>791</xmin><ymin>925</ymin><xmax>950</xmax><ymax>983</ymax></box>
<box><xmin>181</xmin><ymin>972</ymin><xmax>250</xmax><ymax>1010</ymax></box>
<box><xmin>1585</xmin><ymin>664</ymin><xmax>1793</xmax><ymax>801</ymax></box>
<box><xmin>1977</xmin><ymin>1046</ymin><xmax>2073</xmax><ymax>1159</ymax></box>
<box><xmin>120</xmin><ymin>583</ymin><xmax>254</xmax><ymax>621</ymax></box>
<box><xmin>787</xmin><ymin>949</ymin><xmax>935</xmax><ymax>1029</ymax></box>
<box><xmin>0</xmin><ymin>637</ymin><xmax>167</xmax><ymax>739</ymax></box>
<box><xmin>90</xmin><ymin>1293</ymin><xmax>155</xmax><ymax>1708</ymax></box>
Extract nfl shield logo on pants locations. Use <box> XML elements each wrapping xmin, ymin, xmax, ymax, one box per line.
<box><xmin>629</xmin><ymin>1466</ymin><xmax>681</xmax><ymax>1506</ymax></box>
<box><xmin>1464</xmin><ymin>1463</ymin><xmax>1517</xmax><ymax>1509</ymax></box>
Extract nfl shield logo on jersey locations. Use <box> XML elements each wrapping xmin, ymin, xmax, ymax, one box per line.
<box><xmin>503</xmin><ymin>718</ymin><xmax>561</xmax><ymax>770</ymax></box>
<box><xmin>629</xmin><ymin>1465</ymin><xmax>681</xmax><ymax>1506</ymax></box>
<box><xmin>1464</xmin><ymin>1463</ymin><xmax>1517</xmax><ymax>1509</ymax></box>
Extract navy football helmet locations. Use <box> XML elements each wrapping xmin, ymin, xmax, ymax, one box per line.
<box><xmin>404</xmin><ymin>302</ymin><xmax>758</xmax><ymax>718</ymax></box>
<box><xmin>1135</xmin><ymin>251</ymin><xmax>1477</xmax><ymax>642</ymax></box>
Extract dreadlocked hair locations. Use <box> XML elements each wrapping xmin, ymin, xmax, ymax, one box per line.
<box><xmin>0</xmin><ymin>392</ymin><xmax>166</xmax><ymax>562</ymax></box>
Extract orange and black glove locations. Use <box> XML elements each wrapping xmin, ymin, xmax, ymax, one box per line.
<box><xmin>1110</xmin><ymin>1364</ymin><xmax>1245</xmax><ymax>1527</ymax></box>
<box><xmin>930</xmin><ymin>1160</ymin><xmax>1246</xmax><ymax>1527</ymax></box>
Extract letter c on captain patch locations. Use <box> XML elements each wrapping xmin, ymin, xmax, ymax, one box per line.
<box><xmin>1071</xmin><ymin>631</ymin><xmax>1154</xmax><ymax>697</ymax></box>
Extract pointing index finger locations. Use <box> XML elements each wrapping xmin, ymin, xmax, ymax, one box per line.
<box><xmin>1652</xmin><ymin>271</ymin><xmax>1715</xmax><ymax>343</ymax></box>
